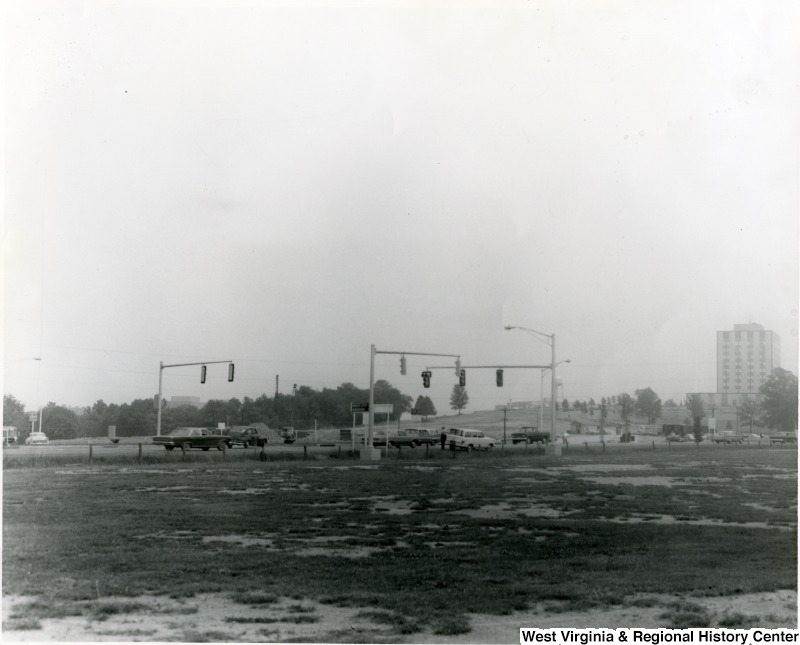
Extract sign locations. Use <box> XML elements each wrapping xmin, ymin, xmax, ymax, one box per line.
<box><xmin>28</xmin><ymin>412</ymin><xmax>38</xmax><ymax>422</ymax></box>
<box><xmin>351</xmin><ymin>403</ymin><xmax>369</xmax><ymax>412</ymax></box>
<box><xmin>372</xmin><ymin>404</ymin><xmax>393</xmax><ymax>414</ymax></box>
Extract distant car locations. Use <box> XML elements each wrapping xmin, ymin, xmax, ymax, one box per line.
<box><xmin>152</xmin><ymin>427</ymin><xmax>232</xmax><ymax>451</ymax></box>
<box><xmin>769</xmin><ymin>433</ymin><xmax>798</xmax><ymax>445</ymax></box>
<box><xmin>25</xmin><ymin>432</ymin><xmax>49</xmax><ymax>445</ymax></box>
<box><xmin>446</xmin><ymin>428</ymin><xmax>498</xmax><ymax>451</ymax></box>
<box><xmin>388</xmin><ymin>428</ymin><xmax>440</xmax><ymax>447</ymax></box>
<box><xmin>228</xmin><ymin>427</ymin><xmax>268</xmax><ymax>448</ymax></box>
<box><xmin>511</xmin><ymin>427</ymin><xmax>551</xmax><ymax>445</ymax></box>
<box><xmin>710</xmin><ymin>434</ymin><xmax>745</xmax><ymax>444</ymax></box>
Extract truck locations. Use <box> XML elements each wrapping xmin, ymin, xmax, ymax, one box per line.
<box><xmin>510</xmin><ymin>426</ymin><xmax>551</xmax><ymax>445</ymax></box>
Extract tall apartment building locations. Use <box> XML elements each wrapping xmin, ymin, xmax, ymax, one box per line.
<box><xmin>716</xmin><ymin>323</ymin><xmax>780</xmax><ymax>405</ymax></box>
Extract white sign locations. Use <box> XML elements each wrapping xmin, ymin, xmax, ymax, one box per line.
<box><xmin>372</xmin><ymin>404</ymin><xmax>393</xmax><ymax>414</ymax></box>
<box><xmin>708</xmin><ymin>418</ymin><xmax>717</xmax><ymax>430</ymax></box>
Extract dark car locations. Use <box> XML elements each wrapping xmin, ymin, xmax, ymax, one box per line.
<box><xmin>152</xmin><ymin>427</ymin><xmax>232</xmax><ymax>451</ymax></box>
<box><xmin>228</xmin><ymin>427</ymin><xmax>269</xmax><ymax>448</ymax></box>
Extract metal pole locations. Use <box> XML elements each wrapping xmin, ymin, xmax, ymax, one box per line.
<box><xmin>551</xmin><ymin>334</ymin><xmax>557</xmax><ymax>440</ymax></box>
<box><xmin>156</xmin><ymin>361</ymin><xmax>164</xmax><ymax>436</ymax></box>
<box><xmin>368</xmin><ymin>344</ymin><xmax>376</xmax><ymax>448</ymax></box>
<box><xmin>539</xmin><ymin>371</ymin><xmax>545</xmax><ymax>432</ymax></box>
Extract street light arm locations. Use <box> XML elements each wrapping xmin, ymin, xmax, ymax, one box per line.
<box><xmin>505</xmin><ymin>325</ymin><xmax>553</xmax><ymax>347</ymax></box>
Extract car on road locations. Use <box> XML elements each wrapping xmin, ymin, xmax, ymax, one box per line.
<box><xmin>388</xmin><ymin>428</ymin><xmax>440</xmax><ymax>447</ymax></box>
<box><xmin>511</xmin><ymin>427</ymin><xmax>551</xmax><ymax>445</ymax></box>
<box><xmin>228</xmin><ymin>427</ymin><xmax>269</xmax><ymax>448</ymax></box>
<box><xmin>769</xmin><ymin>433</ymin><xmax>798</xmax><ymax>445</ymax></box>
<box><xmin>710</xmin><ymin>433</ymin><xmax>745</xmax><ymax>444</ymax></box>
<box><xmin>25</xmin><ymin>432</ymin><xmax>49</xmax><ymax>445</ymax></box>
<box><xmin>152</xmin><ymin>427</ymin><xmax>232</xmax><ymax>451</ymax></box>
<box><xmin>446</xmin><ymin>428</ymin><xmax>498</xmax><ymax>451</ymax></box>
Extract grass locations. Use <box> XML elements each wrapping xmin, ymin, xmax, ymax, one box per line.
<box><xmin>2</xmin><ymin>446</ymin><xmax>796</xmax><ymax>640</ymax></box>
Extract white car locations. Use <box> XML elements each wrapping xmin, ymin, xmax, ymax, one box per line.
<box><xmin>25</xmin><ymin>432</ymin><xmax>49</xmax><ymax>445</ymax></box>
<box><xmin>446</xmin><ymin>428</ymin><xmax>498</xmax><ymax>451</ymax></box>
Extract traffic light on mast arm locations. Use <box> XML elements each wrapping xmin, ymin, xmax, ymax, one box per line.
<box><xmin>228</xmin><ymin>363</ymin><xmax>235</xmax><ymax>382</ymax></box>
<box><xmin>496</xmin><ymin>369</ymin><xmax>504</xmax><ymax>387</ymax></box>
<box><xmin>422</xmin><ymin>370</ymin><xmax>431</xmax><ymax>388</ymax></box>
<box><xmin>200</xmin><ymin>365</ymin><xmax>207</xmax><ymax>384</ymax></box>
<box><xmin>400</xmin><ymin>355</ymin><xmax>406</xmax><ymax>375</ymax></box>
<box><xmin>459</xmin><ymin>369</ymin><xmax>466</xmax><ymax>387</ymax></box>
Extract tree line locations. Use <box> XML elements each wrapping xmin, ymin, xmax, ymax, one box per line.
<box><xmin>3</xmin><ymin>380</ymin><xmax>417</xmax><ymax>440</ymax></box>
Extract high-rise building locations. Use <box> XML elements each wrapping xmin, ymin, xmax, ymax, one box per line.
<box><xmin>716</xmin><ymin>323</ymin><xmax>780</xmax><ymax>405</ymax></box>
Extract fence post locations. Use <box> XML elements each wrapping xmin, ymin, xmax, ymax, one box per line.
<box><xmin>89</xmin><ymin>443</ymin><xmax>93</xmax><ymax>464</ymax></box>
<box><xmin>652</xmin><ymin>440</ymin><xmax>655</xmax><ymax>451</ymax></box>
<box><xmin>303</xmin><ymin>445</ymin><xmax>308</xmax><ymax>460</ymax></box>
<box><xmin>138</xmin><ymin>443</ymin><xmax>143</xmax><ymax>463</ymax></box>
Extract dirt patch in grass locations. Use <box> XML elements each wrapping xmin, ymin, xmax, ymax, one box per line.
<box><xmin>1</xmin><ymin>593</ymin><xmax>397</xmax><ymax>642</ymax></box>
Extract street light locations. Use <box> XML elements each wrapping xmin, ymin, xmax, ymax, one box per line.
<box><xmin>505</xmin><ymin>325</ymin><xmax>559</xmax><ymax>439</ymax></box>
<box><xmin>540</xmin><ymin>360</ymin><xmax>571</xmax><ymax>435</ymax></box>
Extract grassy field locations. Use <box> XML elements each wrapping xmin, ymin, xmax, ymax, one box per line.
<box><xmin>2</xmin><ymin>444</ymin><xmax>796</xmax><ymax>642</ymax></box>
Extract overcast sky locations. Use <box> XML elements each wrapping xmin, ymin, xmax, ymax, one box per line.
<box><xmin>4</xmin><ymin>0</ymin><xmax>798</xmax><ymax>417</ymax></box>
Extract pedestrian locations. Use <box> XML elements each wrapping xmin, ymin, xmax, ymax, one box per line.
<box><xmin>440</xmin><ymin>427</ymin><xmax>447</xmax><ymax>450</ymax></box>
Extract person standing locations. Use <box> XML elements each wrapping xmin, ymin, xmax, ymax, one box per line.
<box><xmin>440</xmin><ymin>427</ymin><xmax>447</xmax><ymax>450</ymax></box>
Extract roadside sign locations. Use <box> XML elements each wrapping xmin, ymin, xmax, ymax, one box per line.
<box><xmin>351</xmin><ymin>403</ymin><xmax>369</xmax><ymax>412</ymax></box>
<box><xmin>372</xmin><ymin>404</ymin><xmax>393</xmax><ymax>414</ymax></box>
<box><xmin>28</xmin><ymin>412</ymin><xmax>38</xmax><ymax>422</ymax></box>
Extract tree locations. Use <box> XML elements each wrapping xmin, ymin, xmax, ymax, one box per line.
<box><xmin>40</xmin><ymin>402</ymin><xmax>80</xmax><ymax>440</ymax></box>
<box><xmin>759</xmin><ymin>368</ymin><xmax>798</xmax><ymax>433</ymax></box>
<box><xmin>738</xmin><ymin>397</ymin><xmax>761</xmax><ymax>433</ymax></box>
<box><xmin>617</xmin><ymin>393</ymin><xmax>634</xmax><ymax>426</ymax></box>
<box><xmin>373</xmin><ymin>380</ymin><xmax>413</xmax><ymax>421</ymax></box>
<box><xmin>449</xmin><ymin>385</ymin><xmax>469</xmax><ymax>414</ymax></box>
<box><xmin>562</xmin><ymin>399</ymin><xmax>570</xmax><ymax>411</ymax></box>
<box><xmin>685</xmin><ymin>394</ymin><xmax>705</xmax><ymax>441</ymax></box>
<box><xmin>663</xmin><ymin>398</ymin><xmax>678</xmax><ymax>407</ymax></box>
<box><xmin>413</xmin><ymin>395</ymin><xmax>437</xmax><ymax>420</ymax></box>
<box><xmin>3</xmin><ymin>395</ymin><xmax>29</xmax><ymax>436</ymax></box>
<box><xmin>634</xmin><ymin>388</ymin><xmax>662</xmax><ymax>424</ymax></box>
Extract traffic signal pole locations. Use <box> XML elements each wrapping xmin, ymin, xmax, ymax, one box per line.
<box><xmin>367</xmin><ymin>346</ymin><xmax>460</xmax><ymax>453</ymax></box>
<box><xmin>156</xmin><ymin>359</ymin><xmax>234</xmax><ymax>436</ymax></box>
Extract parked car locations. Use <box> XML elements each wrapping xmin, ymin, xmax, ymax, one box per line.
<box><xmin>769</xmin><ymin>433</ymin><xmax>798</xmax><ymax>445</ymax></box>
<box><xmin>25</xmin><ymin>432</ymin><xmax>49</xmax><ymax>445</ymax></box>
<box><xmin>152</xmin><ymin>427</ymin><xmax>232</xmax><ymax>451</ymax></box>
<box><xmin>511</xmin><ymin>426</ymin><xmax>550</xmax><ymax>445</ymax></box>
<box><xmin>710</xmin><ymin>433</ymin><xmax>745</xmax><ymax>444</ymax></box>
<box><xmin>228</xmin><ymin>427</ymin><xmax>269</xmax><ymax>448</ymax></box>
<box><xmin>389</xmin><ymin>428</ymin><xmax>440</xmax><ymax>447</ymax></box>
<box><xmin>446</xmin><ymin>428</ymin><xmax>498</xmax><ymax>451</ymax></box>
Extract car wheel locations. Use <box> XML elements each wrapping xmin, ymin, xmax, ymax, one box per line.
<box><xmin>182</xmin><ymin>442</ymin><xmax>192</xmax><ymax>452</ymax></box>
<box><xmin>217</xmin><ymin>441</ymin><xmax>227</xmax><ymax>451</ymax></box>
<box><xmin>202</xmin><ymin>447</ymin><xmax>210</xmax><ymax>451</ymax></box>
<box><xmin>411</xmin><ymin>440</ymin><xmax>419</xmax><ymax>447</ymax></box>
<box><xmin>467</xmin><ymin>444</ymin><xmax>473</xmax><ymax>451</ymax></box>
<box><xmin>487</xmin><ymin>444</ymin><xmax>494</xmax><ymax>450</ymax></box>
<box><xmin>165</xmin><ymin>446</ymin><xmax>174</xmax><ymax>451</ymax></box>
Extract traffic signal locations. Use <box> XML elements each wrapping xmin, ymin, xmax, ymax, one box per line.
<box><xmin>496</xmin><ymin>368</ymin><xmax>504</xmax><ymax>387</ymax></box>
<box><xmin>459</xmin><ymin>369</ymin><xmax>466</xmax><ymax>387</ymax></box>
<box><xmin>200</xmin><ymin>365</ymin><xmax>207</xmax><ymax>384</ymax></box>
<box><xmin>228</xmin><ymin>363</ymin><xmax>235</xmax><ymax>382</ymax></box>
<box><xmin>422</xmin><ymin>370</ymin><xmax>431</xmax><ymax>388</ymax></box>
<box><xmin>400</xmin><ymin>355</ymin><xmax>406</xmax><ymax>375</ymax></box>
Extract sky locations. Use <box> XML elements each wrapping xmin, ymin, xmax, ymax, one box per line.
<box><xmin>3</xmin><ymin>0</ymin><xmax>798</xmax><ymax>418</ymax></box>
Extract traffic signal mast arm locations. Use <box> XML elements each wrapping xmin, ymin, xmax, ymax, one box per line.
<box><xmin>156</xmin><ymin>359</ymin><xmax>234</xmax><ymax>436</ymax></box>
<box><xmin>424</xmin><ymin>365</ymin><xmax>552</xmax><ymax>370</ymax></box>
<box><xmin>368</xmin><ymin>346</ymin><xmax>461</xmax><ymax>449</ymax></box>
